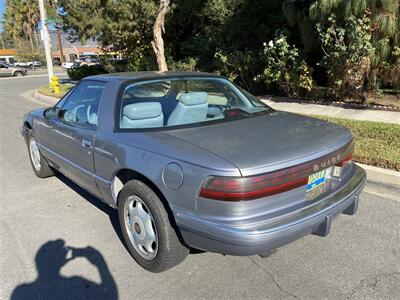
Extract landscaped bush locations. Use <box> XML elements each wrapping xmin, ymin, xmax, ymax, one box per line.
<box><xmin>215</xmin><ymin>50</ymin><xmax>257</xmax><ymax>91</ymax></box>
<box><xmin>168</xmin><ymin>57</ymin><xmax>198</xmax><ymax>72</ymax></box>
<box><xmin>316</xmin><ymin>14</ymin><xmax>373</xmax><ymax>101</ymax></box>
<box><xmin>67</xmin><ymin>64</ymin><xmax>108</xmax><ymax>81</ymax></box>
<box><xmin>257</xmin><ymin>33</ymin><xmax>313</xmax><ymax>97</ymax></box>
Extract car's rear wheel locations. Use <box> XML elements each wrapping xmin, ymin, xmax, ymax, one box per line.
<box><xmin>26</xmin><ymin>130</ymin><xmax>54</xmax><ymax>178</ymax></box>
<box><xmin>14</xmin><ymin>71</ymin><xmax>23</xmax><ymax>77</ymax></box>
<box><xmin>118</xmin><ymin>179</ymin><xmax>189</xmax><ymax>272</ymax></box>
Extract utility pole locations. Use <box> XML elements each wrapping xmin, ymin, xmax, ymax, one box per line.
<box><xmin>38</xmin><ymin>0</ymin><xmax>54</xmax><ymax>84</ymax></box>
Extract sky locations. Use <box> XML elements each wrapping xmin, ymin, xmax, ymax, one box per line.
<box><xmin>0</xmin><ymin>0</ymin><xmax>5</xmax><ymax>31</ymax></box>
<box><xmin>0</xmin><ymin>1</ymin><xmax>99</xmax><ymax>47</ymax></box>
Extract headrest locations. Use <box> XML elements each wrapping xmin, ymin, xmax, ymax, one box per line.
<box><xmin>179</xmin><ymin>92</ymin><xmax>208</xmax><ymax>106</ymax></box>
<box><xmin>123</xmin><ymin>102</ymin><xmax>162</xmax><ymax>120</ymax></box>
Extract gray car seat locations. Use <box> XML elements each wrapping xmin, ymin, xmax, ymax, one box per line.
<box><xmin>167</xmin><ymin>92</ymin><xmax>208</xmax><ymax>126</ymax></box>
<box><xmin>121</xmin><ymin>102</ymin><xmax>164</xmax><ymax>128</ymax></box>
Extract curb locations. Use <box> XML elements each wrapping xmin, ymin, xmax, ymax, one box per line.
<box><xmin>356</xmin><ymin>163</ymin><xmax>400</xmax><ymax>186</ymax></box>
<box><xmin>34</xmin><ymin>90</ymin><xmax>60</xmax><ymax>104</ymax></box>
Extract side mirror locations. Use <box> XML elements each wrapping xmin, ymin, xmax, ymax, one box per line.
<box><xmin>44</xmin><ymin>107</ymin><xmax>60</xmax><ymax>119</ymax></box>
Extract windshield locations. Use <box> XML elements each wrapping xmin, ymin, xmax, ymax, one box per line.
<box><xmin>118</xmin><ymin>77</ymin><xmax>273</xmax><ymax>130</ymax></box>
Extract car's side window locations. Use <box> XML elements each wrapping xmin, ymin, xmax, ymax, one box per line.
<box><xmin>59</xmin><ymin>81</ymin><xmax>106</xmax><ymax>127</ymax></box>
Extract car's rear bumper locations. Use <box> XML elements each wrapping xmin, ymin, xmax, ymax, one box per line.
<box><xmin>175</xmin><ymin>165</ymin><xmax>366</xmax><ymax>256</ymax></box>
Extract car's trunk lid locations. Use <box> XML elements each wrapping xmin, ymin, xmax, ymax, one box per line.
<box><xmin>166</xmin><ymin>111</ymin><xmax>352</xmax><ymax>176</ymax></box>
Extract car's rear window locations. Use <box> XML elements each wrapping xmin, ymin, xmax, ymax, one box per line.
<box><xmin>118</xmin><ymin>77</ymin><xmax>272</xmax><ymax>130</ymax></box>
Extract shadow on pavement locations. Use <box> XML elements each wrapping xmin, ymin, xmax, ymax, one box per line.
<box><xmin>55</xmin><ymin>172</ymin><xmax>126</xmax><ymax>246</ymax></box>
<box><xmin>55</xmin><ymin>172</ymin><xmax>203</xmax><ymax>256</ymax></box>
<box><xmin>11</xmin><ymin>239</ymin><xmax>118</xmax><ymax>300</ymax></box>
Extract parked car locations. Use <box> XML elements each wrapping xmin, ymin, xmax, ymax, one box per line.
<box><xmin>73</xmin><ymin>57</ymin><xmax>101</xmax><ymax>68</ymax></box>
<box><xmin>61</xmin><ymin>61</ymin><xmax>75</xmax><ymax>69</ymax></box>
<box><xmin>21</xmin><ymin>72</ymin><xmax>366</xmax><ymax>272</ymax></box>
<box><xmin>0</xmin><ymin>62</ymin><xmax>28</xmax><ymax>77</ymax></box>
<box><xmin>14</xmin><ymin>61</ymin><xmax>41</xmax><ymax>68</ymax></box>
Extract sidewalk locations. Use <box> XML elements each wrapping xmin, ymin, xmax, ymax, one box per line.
<box><xmin>263</xmin><ymin>99</ymin><xmax>400</xmax><ymax>125</ymax></box>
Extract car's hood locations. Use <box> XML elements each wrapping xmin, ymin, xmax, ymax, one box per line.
<box><xmin>166</xmin><ymin>111</ymin><xmax>352</xmax><ymax>176</ymax></box>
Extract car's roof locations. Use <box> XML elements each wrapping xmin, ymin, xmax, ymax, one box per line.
<box><xmin>85</xmin><ymin>71</ymin><xmax>223</xmax><ymax>82</ymax></box>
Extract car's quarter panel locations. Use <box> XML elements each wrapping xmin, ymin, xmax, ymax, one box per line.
<box><xmin>92</xmin><ymin>77</ymin><xmax>241</xmax><ymax>208</ymax></box>
<box><xmin>92</xmin><ymin>131</ymin><xmax>241</xmax><ymax>208</ymax></box>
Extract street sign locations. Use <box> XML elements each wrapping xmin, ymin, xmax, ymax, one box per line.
<box><xmin>47</xmin><ymin>17</ymin><xmax>62</xmax><ymax>23</ymax></box>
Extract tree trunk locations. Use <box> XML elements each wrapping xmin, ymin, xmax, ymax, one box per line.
<box><xmin>151</xmin><ymin>0</ymin><xmax>170</xmax><ymax>72</ymax></box>
<box><xmin>28</xmin><ymin>31</ymin><xmax>34</xmax><ymax>51</ymax></box>
<box><xmin>33</xmin><ymin>29</ymin><xmax>39</xmax><ymax>48</ymax></box>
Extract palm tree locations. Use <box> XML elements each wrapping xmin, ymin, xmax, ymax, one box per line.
<box><xmin>21</xmin><ymin>0</ymin><xmax>40</xmax><ymax>50</ymax></box>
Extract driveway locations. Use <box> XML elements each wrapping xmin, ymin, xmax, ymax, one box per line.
<box><xmin>0</xmin><ymin>76</ymin><xmax>399</xmax><ymax>299</ymax></box>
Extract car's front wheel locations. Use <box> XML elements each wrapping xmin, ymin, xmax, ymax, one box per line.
<box><xmin>26</xmin><ymin>130</ymin><xmax>54</xmax><ymax>178</ymax></box>
<box><xmin>14</xmin><ymin>71</ymin><xmax>23</xmax><ymax>77</ymax></box>
<box><xmin>118</xmin><ymin>180</ymin><xmax>189</xmax><ymax>272</ymax></box>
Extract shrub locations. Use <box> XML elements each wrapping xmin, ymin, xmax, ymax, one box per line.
<box><xmin>168</xmin><ymin>57</ymin><xmax>198</xmax><ymax>72</ymax></box>
<box><xmin>316</xmin><ymin>14</ymin><xmax>373</xmax><ymax>101</ymax></box>
<box><xmin>67</xmin><ymin>64</ymin><xmax>107</xmax><ymax>81</ymax></box>
<box><xmin>256</xmin><ymin>33</ymin><xmax>313</xmax><ymax>97</ymax></box>
<box><xmin>100</xmin><ymin>57</ymin><xmax>129</xmax><ymax>73</ymax></box>
<box><xmin>214</xmin><ymin>50</ymin><xmax>257</xmax><ymax>90</ymax></box>
<box><xmin>380</xmin><ymin>46</ymin><xmax>400</xmax><ymax>92</ymax></box>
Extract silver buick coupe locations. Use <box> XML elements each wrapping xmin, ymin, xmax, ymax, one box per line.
<box><xmin>22</xmin><ymin>72</ymin><xmax>366</xmax><ymax>272</ymax></box>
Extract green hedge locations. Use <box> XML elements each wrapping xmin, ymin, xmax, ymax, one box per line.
<box><xmin>67</xmin><ymin>64</ymin><xmax>107</xmax><ymax>81</ymax></box>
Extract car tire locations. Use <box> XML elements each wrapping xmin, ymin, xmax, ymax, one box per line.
<box><xmin>26</xmin><ymin>130</ymin><xmax>54</xmax><ymax>178</ymax></box>
<box><xmin>118</xmin><ymin>179</ymin><xmax>189</xmax><ymax>272</ymax></box>
<box><xmin>14</xmin><ymin>71</ymin><xmax>23</xmax><ymax>77</ymax></box>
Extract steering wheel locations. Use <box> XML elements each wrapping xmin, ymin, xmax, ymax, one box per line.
<box><xmin>67</xmin><ymin>104</ymin><xmax>85</xmax><ymax>122</ymax></box>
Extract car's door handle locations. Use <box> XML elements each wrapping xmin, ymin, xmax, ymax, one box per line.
<box><xmin>82</xmin><ymin>140</ymin><xmax>92</xmax><ymax>148</ymax></box>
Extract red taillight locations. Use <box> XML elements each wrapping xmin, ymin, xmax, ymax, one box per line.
<box><xmin>199</xmin><ymin>140</ymin><xmax>354</xmax><ymax>201</ymax></box>
<box><xmin>199</xmin><ymin>176</ymin><xmax>308</xmax><ymax>201</ymax></box>
<box><xmin>337</xmin><ymin>152</ymin><xmax>353</xmax><ymax>167</ymax></box>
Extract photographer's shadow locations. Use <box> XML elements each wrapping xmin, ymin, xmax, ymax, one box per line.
<box><xmin>11</xmin><ymin>239</ymin><xmax>118</xmax><ymax>300</ymax></box>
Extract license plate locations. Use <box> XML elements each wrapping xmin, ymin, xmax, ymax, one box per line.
<box><xmin>306</xmin><ymin>169</ymin><xmax>328</xmax><ymax>200</ymax></box>
<box><xmin>307</xmin><ymin>170</ymin><xmax>327</xmax><ymax>192</ymax></box>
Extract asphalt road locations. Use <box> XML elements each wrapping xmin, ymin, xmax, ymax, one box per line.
<box><xmin>1</xmin><ymin>76</ymin><xmax>399</xmax><ymax>300</ymax></box>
